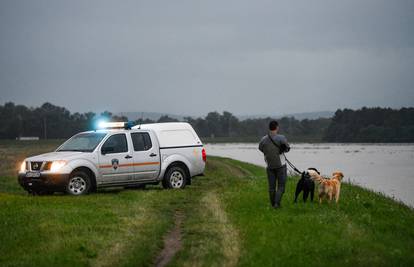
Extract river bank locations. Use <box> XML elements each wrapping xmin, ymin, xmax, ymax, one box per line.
<box><xmin>205</xmin><ymin>143</ymin><xmax>414</xmax><ymax>207</ymax></box>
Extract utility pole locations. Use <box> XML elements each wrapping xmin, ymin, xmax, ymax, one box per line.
<box><xmin>228</xmin><ymin>116</ymin><xmax>231</xmax><ymax>137</ymax></box>
<box><xmin>17</xmin><ymin>114</ymin><xmax>22</xmax><ymax>138</ymax></box>
<box><xmin>43</xmin><ymin>117</ymin><xmax>47</xmax><ymax>139</ymax></box>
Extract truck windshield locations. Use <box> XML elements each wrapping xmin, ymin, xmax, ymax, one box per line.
<box><xmin>57</xmin><ymin>132</ymin><xmax>107</xmax><ymax>152</ymax></box>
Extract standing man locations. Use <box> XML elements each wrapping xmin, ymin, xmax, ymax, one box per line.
<box><xmin>259</xmin><ymin>121</ymin><xmax>290</xmax><ymax>209</ymax></box>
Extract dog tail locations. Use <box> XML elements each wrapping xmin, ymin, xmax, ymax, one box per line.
<box><xmin>309</xmin><ymin>171</ymin><xmax>325</xmax><ymax>184</ymax></box>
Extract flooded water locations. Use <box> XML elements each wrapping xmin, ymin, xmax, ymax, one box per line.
<box><xmin>205</xmin><ymin>143</ymin><xmax>414</xmax><ymax>207</ymax></box>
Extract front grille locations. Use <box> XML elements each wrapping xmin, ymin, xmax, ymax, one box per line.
<box><xmin>31</xmin><ymin>161</ymin><xmax>43</xmax><ymax>171</ymax></box>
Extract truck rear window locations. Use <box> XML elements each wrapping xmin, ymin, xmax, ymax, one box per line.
<box><xmin>131</xmin><ymin>132</ymin><xmax>152</xmax><ymax>151</ymax></box>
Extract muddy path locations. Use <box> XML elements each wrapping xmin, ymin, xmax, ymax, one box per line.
<box><xmin>153</xmin><ymin>211</ymin><xmax>184</xmax><ymax>267</ymax></box>
<box><xmin>152</xmin><ymin>159</ymin><xmax>245</xmax><ymax>267</ymax></box>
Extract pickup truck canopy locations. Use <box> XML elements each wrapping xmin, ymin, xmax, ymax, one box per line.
<box><xmin>134</xmin><ymin>122</ymin><xmax>202</xmax><ymax>148</ymax></box>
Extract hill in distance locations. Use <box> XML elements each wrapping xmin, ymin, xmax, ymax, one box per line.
<box><xmin>117</xmin><ymin>112</ymin><xmax>186</xmax><ymax>121</ymax></box>
<box><xmin>280</xmin><ymin>111</ymin><xmax>334</xmax><ymax>120</ymax></box>
<box><xmin>237</xmin><ymin>111</ymin><xmax>334</xmax><ymax>120</ymax></box>
<box><xmin>118</xmin><ymin>111</ymin><xmax>334</xmax><ymax>122</ymax></box>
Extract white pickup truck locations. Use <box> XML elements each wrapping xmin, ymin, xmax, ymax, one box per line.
<box><xmin>18</xmin><ymin>122</ymin><xmax>206</xmax><ymax>195</ymax></box>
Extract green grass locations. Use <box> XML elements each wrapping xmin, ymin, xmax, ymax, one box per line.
<box><xmin>1</xmin><ymin>140</ymin><xmax>413</xmax><ymax>266</ymax></box>
<box><xmin>217</xmin><ymin>159</ymin><xmax>414</xmax><ymax>267</ymax></box>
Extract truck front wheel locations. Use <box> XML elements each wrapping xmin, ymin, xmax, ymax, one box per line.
<box><xmin>66</xmin><ymin>171</ymin><xmax>91</xmax><ymax>195</ymax></box>
<box><xmin>163</xmin><ymin>166</ymin><xmax>187</xmax><ymax>189</ymax></box>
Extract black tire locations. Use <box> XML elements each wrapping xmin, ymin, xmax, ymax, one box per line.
<box><xmin>162</xmin><ymin>166</ymin><xmax>187</xmax><ymax>189</ymax></box>
<box><xmin>66</xmin><ymin>171</ymin><xmax>91</xmax><ymax>196</ymax></box>
<box><xmin>161</xmin><ymin>178</ymin><xmax>169</xmax><ymax>189</ymax></box>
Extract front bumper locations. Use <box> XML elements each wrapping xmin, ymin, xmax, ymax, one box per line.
<box><xmin>18</xmin><ymin>172</ymin><xmax>70</xmax><ymax>193</ymax></box>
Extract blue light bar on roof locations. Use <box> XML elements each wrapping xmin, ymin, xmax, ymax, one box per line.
<box><xmin>96</xmin><ymin>121</ymin><xmax>134</xmax><ymax>130</ymax></box>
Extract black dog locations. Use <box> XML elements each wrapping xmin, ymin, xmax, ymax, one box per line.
<box><xmin>294</xmin><ymin>168</ymin><xmax>319</xmax><ymax>203</ymax></box>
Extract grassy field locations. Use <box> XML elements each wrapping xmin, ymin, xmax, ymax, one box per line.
<box><xmin>1</xmin><ymin>140</ymin><xmax>414</xmax><ymax>266</ymax></box>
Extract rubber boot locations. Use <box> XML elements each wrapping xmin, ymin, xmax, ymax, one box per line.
<box><xmin>269</xmin><ymin>191</ymin><xmax>276</xmax><ymax>207</ymax></box>
<box><xmin>275</xmin><ymin>191</ymin><xmax>283</xmax><ymax>208</ymax></box>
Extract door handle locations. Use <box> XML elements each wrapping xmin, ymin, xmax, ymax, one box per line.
<box><xmin>125</xmin><ymin>155</ymin><xmax>133</xmax><ymax>159</ymax></box>
<box><xmin>150</xmin><ymin>153</ymin><xmax>157</xmax><ymax>157</ymax></box>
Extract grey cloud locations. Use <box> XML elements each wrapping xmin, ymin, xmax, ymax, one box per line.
<box><xmin>0</xmin><ymin>0</ymin><xmax>413</xmax><ymax>116</ymax></box>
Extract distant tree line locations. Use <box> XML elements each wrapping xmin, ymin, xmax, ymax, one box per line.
<box><xmin>324</xmin><ymin>107</ymin><xmax>414</xmax><ymax>142</ymax></box>
<box><xmin>0</xmin><ymin>102</ymin><xmax>413</xmax><ymax>142</ymax></box>
<box><xmin>182</xmin><ymin>112</ymin><xmax>330</xmax><ymax>142</ymax></box>
<box><xmin>0</xmin><ymin>102</ymin><xmax>127</xmax><ymax>139</ymax></box>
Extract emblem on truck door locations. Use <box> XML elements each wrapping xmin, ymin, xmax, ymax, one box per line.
<box><xmin>111</xmin><ymin>159</ymin><xmax>119</xmax><ymax>170</ymax></box>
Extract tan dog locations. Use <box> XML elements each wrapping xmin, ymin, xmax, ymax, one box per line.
<box><xmin>307</xmin><ymin>170</ymin><xmax>344</xmax><ymax>204</ymax></box>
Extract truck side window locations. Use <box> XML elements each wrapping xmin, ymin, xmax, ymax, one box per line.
<box><xmin>101</xmin><ymin>134</ymin><xmax>128</xmax><ymax>154</ymax></box>
<box><xmin>131</xmin><ymin>133</ymin><xmax>152</xmax><ymax>151</ymax></box>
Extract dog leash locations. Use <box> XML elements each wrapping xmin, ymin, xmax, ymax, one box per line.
<box><xmin>283</xmin><ymin>154</ymin><xmax>302</xmax><ymax>174</ymax></box>
<box><xmin>267</xmin><ymin>134</ymin><xmax>302</xmax><ymax>174</ymax></box>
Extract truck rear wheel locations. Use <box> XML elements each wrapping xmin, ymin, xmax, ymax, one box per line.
<box><xmin>66</xmin><ymin>171</ymin><xmax>91</xmax><ymax>195</ymax></box>
<box><xmin>163</xmin><ymin>166</ymin><xmax>187</xmax><ymax>189</ymax></box>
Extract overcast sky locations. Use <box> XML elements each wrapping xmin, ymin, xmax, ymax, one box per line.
<box><xmin>1</xmin><ymin>0</ymin><xmax>413</xmax><ymax>116</ymax></box>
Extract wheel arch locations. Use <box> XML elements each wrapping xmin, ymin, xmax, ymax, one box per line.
<box><xmin>164</xmin><ymin>161</ymin><xmax>191</xmax><ymax>185</ymax></box>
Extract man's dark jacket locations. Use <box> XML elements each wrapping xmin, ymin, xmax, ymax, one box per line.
<box><xmin>258</xmin><ymin>134</ymin><xmax>290</xmax><ymax>169</ymax></box>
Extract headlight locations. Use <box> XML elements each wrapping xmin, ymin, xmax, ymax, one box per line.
<box><xmin>20</xmin><ymin>161</ymin><xmax>26</xmax><ymax>172</ymax></box>
<box><xmin>50</xmin><ymin>161</ymin><xmax>67</xmax><ymax>172</ymax></box>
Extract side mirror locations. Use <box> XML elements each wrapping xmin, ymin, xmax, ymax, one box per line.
<box><xmin>102</xmin><ymin>146</ymin><xmax>115</xmax><ymax>155</ymax></box>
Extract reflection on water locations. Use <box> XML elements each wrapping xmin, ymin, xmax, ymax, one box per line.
<box><xmin>205</xmin><ymin>143</ymin><xmax>414</xmax><ymax>207</ymax></box>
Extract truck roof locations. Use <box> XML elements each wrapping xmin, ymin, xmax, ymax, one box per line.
<box><xmin>134</xmin><ymin>122</ymin><xmax>193</xmax><ymax>131</ymax></box>
<box><xmin>81</xmin><ymin>122</ymin><xmax>203</xmax><ymax>148</ymax></box>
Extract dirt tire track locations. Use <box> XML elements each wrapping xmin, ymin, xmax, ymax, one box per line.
<box><xmin>210</xmin><ymin>159</ymin><xmax>253</xmax><ymax>178</ymax></box>
<box><xmin>153</xmin><ymin>211</ymin><xmax>184</xmax><ymax>267</ymax></box>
